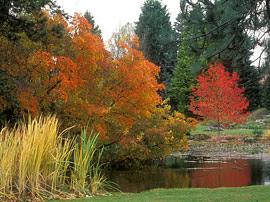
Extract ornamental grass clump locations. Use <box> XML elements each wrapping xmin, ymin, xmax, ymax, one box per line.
<box><xmin>71</xmin><ymin>129</ymin><xmax>106</xmax><ymax>195</ymax></box>
<box><xmin>0</xmin><ymin>115</ymin><xmax>106</xmax><ymax>201</ymax></box>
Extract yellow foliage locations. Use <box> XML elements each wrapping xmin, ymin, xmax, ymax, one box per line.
<box><xmin>264</xmin><ymin>130</ymin><xmax>270</xmax><ymax>140</ymax></box>
<box><xmin>113</xmin><ymin>100</ymin><xmax>197</xmax><ymax>162</ymax></box>
<box><xmin>0</xmin><ymin>115</ymin><xmax>105</xmax><ymax>201</ymax></box>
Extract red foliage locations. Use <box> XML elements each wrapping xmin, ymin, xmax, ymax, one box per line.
<box><xmin>190</xmin><ymin>63</ymin><xmax>249</xmax><ymax>125</ymax></box>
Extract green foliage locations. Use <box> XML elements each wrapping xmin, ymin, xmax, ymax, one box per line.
<box><xmin>135</xmin><ymin>0</ymin><xmax>177</xmax><ymax>89</ymax></box>
<box><xmin>261</xmin><ymin>40</ymin><xmax>270</xmax><ymax>110</ymax></box>
<box><xmin>252</xmin><ymin>126</ymin><xmax>264</xmax><ymax>138</ymax></box>
<box><xmin>261</xmin><ymin>40</ymin><xmax>270</xmax><ymax>77</ymax></box>
<box><xmin>84</xmin><ymin>11</ymin><xmax>102</xmax><ymax>37</ymax></box>
<box><xmin>238</xmin><ymin>65</ymin><xmax>262</xmax><ymax>110</ymax></box>
<box><xmin>169</xmin><ymin>32</ymin><xmax>195</xmax><ymax>114</ymax></box>
<box><xmin>71</xmin><ymin>129</ymin><xmax>106</xmax><ymax>195</ymax></box>
<box><xmin>262</xmin><ymin>77</ymin><xmax>270</xmax><ymax>110</ymax></box>
<box><xmin>0</xmin><ymin>70</ymin><xmax>19</xmax><ymax>124</ymax></box>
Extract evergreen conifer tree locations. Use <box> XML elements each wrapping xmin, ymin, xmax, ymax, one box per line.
<box><xmin>84</xmin><ymin>11</ymin><xmax>102</xmax><ymax>37</ymax></box>
<box><xmin>135</xmin><ymin>0</ymin><xmax>177</xmax><ymax>92</ymax></box>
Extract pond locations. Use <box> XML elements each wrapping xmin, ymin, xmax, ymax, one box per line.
<box><xmin>108</xmin><ymin>156</ymin><xmax>270</xmax><ymax>193</ymax></box>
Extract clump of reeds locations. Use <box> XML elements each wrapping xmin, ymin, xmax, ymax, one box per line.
<box><xmin>0</xmin><ymin>115</ymin><xmax>107</xmax><ymax>201</ymax></box>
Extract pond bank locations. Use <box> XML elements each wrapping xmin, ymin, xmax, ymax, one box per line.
<box><xmin>51</xmin><ymin>185</ymin><xmax>270</xmax><ymax>202</ymax></box>
<box><xmin>183</xmin><ymin>134</ymin><xmax>270</xmax><ymax>158</ymax></box>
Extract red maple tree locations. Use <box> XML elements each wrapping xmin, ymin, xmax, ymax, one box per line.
<box><xmin>190</xmin><ymin>63</ymin><xmax>249</xmax><ymax>128</ymax></box>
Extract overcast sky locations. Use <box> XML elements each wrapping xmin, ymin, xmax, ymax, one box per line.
<box><xmin>56</xmin><ymin>0</ymin><xmax>179</xmax><ymax>42</ymax></box>
<box><xmin>56</xmin><ymin>0</ymin><xmax>262</xmax><ymax>63</ymax></box>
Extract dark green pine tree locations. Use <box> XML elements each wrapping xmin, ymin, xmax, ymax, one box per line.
<box><xmin>84</xmin><ymin>11</ymin><xmax>102</xmax><ymax>37</ymax></box>
<box><xmin>169</xmin><ymin>30</ymin><xmax>195</xmax><ymax>114</ymax></box>
<box><xmin>135</xmin><ymin>0</ymin><xmax>177</xmax><ymax>93</ymax></box>
<box><xmin>168</xmin><ymin>4</ymin><xmax>207</xmax><ymax>114</ymax></box>
<box><xmin>238</xmin><ymin>64</ymin><xmax>262</xmax><ymax>110</ymax></box>
<box><xmin>261</xmin><ymin>40</ymin><xmax>270</xmax><ymax>110</ymax></box>
<box><xmin>262</xmin><ymin>77</ymin><xmax>270</xmax><ymax>110</ymax></box>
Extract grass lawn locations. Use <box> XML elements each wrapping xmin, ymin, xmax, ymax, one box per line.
<box><xmin>51</xmin><ymin>186</ymin><xmax>270</xmax><ymax>202</ymax></box>
<box><xmin>191</xmin><ymin>124</ymin><xmax>258</xmax><ymax>136</ymax></box>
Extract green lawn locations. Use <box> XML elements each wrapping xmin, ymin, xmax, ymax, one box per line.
<box><xmin>191</xmin><ymin>124</ymin><xmax>257</xmax><ymax>136</ymax></box>
<box><xmin>51</xmin><ymin>186</ymin><xmax>270</xmax><ymax>202</ymax></box>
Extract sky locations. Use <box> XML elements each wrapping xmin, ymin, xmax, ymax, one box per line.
<box><xmin>56</xmin><ymin>0</ymin><xmax>180</xmax><ymax>42</ymax></box>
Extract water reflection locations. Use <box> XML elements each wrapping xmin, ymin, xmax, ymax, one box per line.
<box><xmin>108</xmin><ymin>157</ymin><xmax>270</xmax><ymax>193</ymax></box>
<box><xmin>191</xmin><ymin>159</ymin><xmax>252</xmax><ymax>188</ymax></box>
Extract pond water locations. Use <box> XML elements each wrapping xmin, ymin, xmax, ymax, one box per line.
<box><xmin>108</xmin><ymin>156</ymin><xmax>270</xmax><ymax>193</ymax></box>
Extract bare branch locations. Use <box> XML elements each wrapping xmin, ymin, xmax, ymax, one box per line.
<box><xmin>251</xmin><ymin>46</ymin><xmax>267</xmax><ymax>68</ymax></box>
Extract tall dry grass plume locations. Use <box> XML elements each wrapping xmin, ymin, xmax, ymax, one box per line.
<box><xmin>0</xmin><ymin>115</ymin><xmax>107</xmax><ymax>201</ymax></box>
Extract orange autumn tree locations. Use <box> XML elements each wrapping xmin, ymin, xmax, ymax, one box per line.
<box><xmin>30</xmin><ymin>14</ymin><xmax>161</xmax><ymax>137</ymax></box>
<box><xmin>68</xmin><ymin>15</ymin><xmax>163</xmax><ymax>142</ymax></box>
<box><xmin>190</xmin><ymin>63</ymin><xmax>249</xmax><ymax>130</ymax></box>
<box><xmin>104</xmin><ymin>37</ymin><xmax>164</xmax><ymax>136</ymax></box>
<box><xmin>65</xmin><ymin>16</ymin><xmax>193</xmax><ymax>164</ymax></box>
<box><xmin>60</xmin><ymin>14</ymin><xmax>111</xmax><ymax>130</ymax></box>
<box><xmin>0</xmin><ymin>12</ymin><xmax>79</xmax><ymax>117</ymax></box>
<box><xmin>26</xmin><ymin>51</ymin><xmax>80</xmax><ymax>111</ymax></box>
<box><xmin>0</xmin><ymin>12</ymin><xmax>194</xmax><ymax>163</ymax></box>
<box><xmin>103</xmin><ymin>29</ymin><xmax>196</xmax><ymax>164</ymax></box>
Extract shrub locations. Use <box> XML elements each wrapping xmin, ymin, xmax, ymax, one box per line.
<box><xmin>263</xmin><ymin>130</ymin><xmax>270</xmax><ymax>141</ymax></box>
<box><xmin>252</xmin><ymin>126</ymin><xmax>264</xmax><ymax>138</ymax></box>
<box><xmin>106</xmin><ymin>100</ymin><xmax>197</xmax><ymax>167</ymax></box>
<box><xmin>248</xmin><ymin>108</ymin><xmax>269</xmax><ymax>122</ymax></box>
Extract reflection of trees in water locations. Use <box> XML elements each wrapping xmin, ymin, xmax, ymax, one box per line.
<box><xmin>163</xmin><ymin>155</ymin><xmax>201</xmax><ymax>169</ymax></box>
<box><xmin>250</xmin><ymin>159</ymin><xmax>264</xmax><ymax>185</ymax></box>
<box><xmin>109</xmin><ymin>169</ymin><xmax>190</xmax><ymax>192</ymax></box>
<box><xmin>109</xmin><ymin>158</ymin><xmax>268</xmax><ymax>192</ymax></box>
<box><xmin>191</xmin><ymin>159</ymin><xmax>252</xmax><ymax>188</ymax></box>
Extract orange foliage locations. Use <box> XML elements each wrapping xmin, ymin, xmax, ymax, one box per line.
<box><xmin>27</xmin><ymin>50</ymin><xmax>80</xmax><ymax>102</ymax></box>
<box><xmin>0</xmin><ymin>12</ymin><xmax>193</xmax><ymax>162</ymax></box>
<box><xmin>106</xmin><ymin>40</ymin><xmax>163</xmax><ymax>130</ymax></box>
<box><xmin>17</xmin><ymin>88</ymin><xmax>39</xmax><ymax>115</ymax></box>
<box><xmin>65</xmin><ymin>15</ymin><xmax>163</xmax><ymax>143</ymax></box>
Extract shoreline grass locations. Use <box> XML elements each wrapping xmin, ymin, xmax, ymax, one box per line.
<box><xmin>0</xmin><ymin>116</ymin><xmax>107</xmax><ymax>201</ymax></box>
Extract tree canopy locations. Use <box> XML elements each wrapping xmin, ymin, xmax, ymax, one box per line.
<box><xmin>135</xmin><ymin>0</ymin><xmax>177</xmax><ymax>93</ymax></box>
<box><xmin>190</xmin><ymin>63</ymin><xmax>250</xmax><ymax>126</ymax></box>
